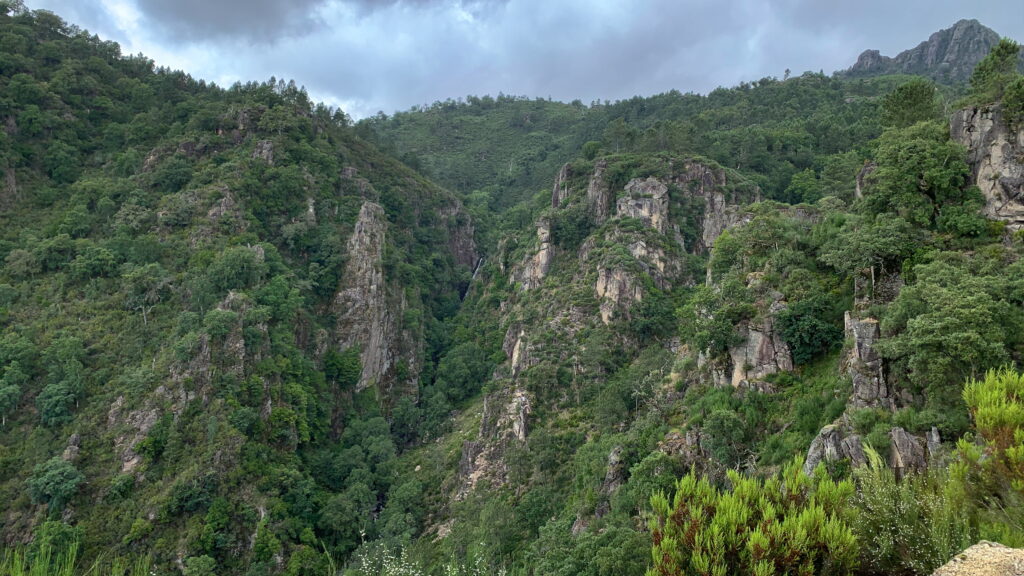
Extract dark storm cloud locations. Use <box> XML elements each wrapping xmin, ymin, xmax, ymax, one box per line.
<box><xmin>133</xmin><ymin>0</ymin><xmax>328</xmax><ymax>42</ymax></box>
<box><xmin>22</xmin><ymin>0</ymin><xmax>1024</xmax><ymax>117</ymax></box>
<box><xmin>131</xmin><ymin>0</ymin><xmax>509</xmax><ymax>43</ymax></box>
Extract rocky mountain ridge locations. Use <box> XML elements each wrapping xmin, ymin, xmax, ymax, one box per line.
<box><xmin>843</xmin><ymin>19</ymin><xmax>1017</xmax><ymax>83</ymax></box>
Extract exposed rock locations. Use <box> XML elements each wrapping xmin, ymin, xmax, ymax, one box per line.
<box><xmin>457</xmin><ymin>386</ymin><xmax>531</xmax><ymax>497</ymax></box>
<box><xmin>931</xmin><ymin>541</ymin><xmax>1024</xmax><ymax>576</ymax></box>
<box><xmin>62</xmin><ymin>433</ymin><xmax>81</xmax><ymax>462</ymax></box>
<box><xmin>439</xmin><ymin>202</ymin><xmax>480</xmax><ymax>269</ymax></box>
<box><xmin>574</xmin><ymin>445</ymin><xmax>626</xmax><ymax>534</ymax></box>
<box><xmin>551</xmin><ymin>163</ymin><xmax>572</xmax><ymax>209</ymax></box>
<box><xmin>616</xmin><ymin>177</ymin><xmax>669</xmax><ymax>233</ymax></box>
<box><xmin>890</xmin><ymin>426</ymin><xmax>927</xmax><ymax>479</ymax></box>
<box><xmin>595</xmin><ymin>267</ymin><xmax>642</xmax><ymax>324</ymax></box>
<box><xmin>659</xmin><ymin>429</ymin><xmax>715</xmax><ymax>472</ymax></box>
<box><xmin>951</xmin><ymin>105</ymin><xmax>1024</xmax><ymax>230</ymax></box>
<box><xmin>803</xmin><ymin>423</ymin><xmax>866</xmax><ymax>476</ymax></box>
<box><xmin>673</xmin><ymin>159</ymin><xmax>758</xmax><ymax>254</ymax></box>
<box><xmin>252</xmin><ymin>140</ymin><xmax>274</xmax><ymax>164</ymax></box>
<box><xmin>844</xmin><ymin>312</ymin><xmax>896</xmax><ymax>410</ymax></box>
<box><xmin>333</xmin><ymin>202</ymin><xmax>419</xmax><ymax>397</ymax></box>
<box><xmin>586</xmin><ymin>160</ymin><xmax>612</xmax><ymax>223</ymax></box>
<box><xmin>855</xmin><ymin>162</ymin><xmax>877</xmax><ymax>200</ymax></box>
<box><xmin>927</xmin><ymin>426</ymin><xmax>945</xmax><ymax>466</ymax></box>
<box><xmin>594</xmin><ymin>445</ymin><xmax>625</xmax><ymax>518</ymax></box>
<box><xmin>712</xmin><ymin>295</ymin><xmax>792</xmax><ymax>388</ymax></box>
<box><xmin>843</xmin><ymin>19</ymin><xmax>1006</xmax><ymax>83</ymax></box>
<box><xmin>511</xmin><ymin>219</ymin><xmax>553</xmax><ymax>290</ymax></box>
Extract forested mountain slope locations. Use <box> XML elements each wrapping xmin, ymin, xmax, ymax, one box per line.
<box><xmin>2</xmin><ymin>5</ymin><xmax>1024</xmax><ymax>576</ymax></box>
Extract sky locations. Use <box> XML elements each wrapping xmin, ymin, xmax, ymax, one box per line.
<box><xmin>23</xmin><ymin>0</ymin><xmax>1024</xmax><ymax>119</ymax></box>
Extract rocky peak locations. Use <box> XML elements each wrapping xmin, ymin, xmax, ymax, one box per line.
<box><xmin>616</xmin><ymin>177</ymin><xmax>670</xmax><ymax>233</ymax></box>
<box><xmin>333</xmin><ymin>202</ymin><xmax>419</xmax><ymax>398</ymax></box>
<box><xmin>843</xmin><ymin>19</ymin><xmax>1005</xmax><ymax>83</ymax></box>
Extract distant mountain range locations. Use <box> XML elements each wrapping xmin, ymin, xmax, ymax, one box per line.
<box><xmin>841</xmin><ymin>19</ymin><xmax>1022</xmax><ymax>83</ymax></box>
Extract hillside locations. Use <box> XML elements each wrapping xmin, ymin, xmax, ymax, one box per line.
<box><xmin>2</xmin><ymin>5</ymin><xmax>1024</xmax><ymax>576</ymax></box>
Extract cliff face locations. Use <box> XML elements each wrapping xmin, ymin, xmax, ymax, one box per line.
<box><xmin>458</xmin><ymin>156</ymin><xmax>758</xmax><ymax>496</ymax></box>
<box><xmin>844</xmin><ymin>19</ymin><xmax>1005</xmax><ymax>83</ymax></box>
<box><xmin>332</xmin><ymin>202</ymin><xmax>420</xmax><ymax>400</ymax></box>
<box><xmin>951</xmin><ymin>105</ymin><xmax>1024</xmax><ymax>230</ymax></box>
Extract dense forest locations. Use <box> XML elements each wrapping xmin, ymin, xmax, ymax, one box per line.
<box><xmin>1</xmin><ymin>3</ymin><xmax>1024</xmax><ymax>575</ymax></box>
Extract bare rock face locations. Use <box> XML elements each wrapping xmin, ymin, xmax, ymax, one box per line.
<box><xmin>617</xmin><ymin>177</ymin><xmax>669</xmax><ymax>233</ymax></box>
<box><xmin>673</xmin><ymin>160</ymin><xmax>758</xmax><ymax>254</ymax></box>
<box><xmin>586</xmin><ymin>160</ymin><xmax>612</xmax><ymax>223</ymax></box>
<box><xmin>333</xmin><ymin>202</ymin><xmax>419</xmax><ymax>398</ymax></box>
<box><xmin>595</xmin><ymin>267</ymin><xmax>643</xmax><ymax>324</ymax></box>
<box><xmin>803</xmin><ymin>423</ymin><xmax>866</xmax><ymax>476</ymax></box>
<box><xmin>511</xmin><ymin>219</ymin><xmax>553</xmax><ymax>291</ymax></box>
<box><xmin>844</xmin><ymin>312</ymin><xmax>897</xmax><ymax>410</ymax></box>
<box><xmin>439</xmin><ymin>201</ymin><xmax>480</xmax><ymax>269</ymax></box>
<box><xmin>702</xmin><ymin>292</ymin><xmax>792</xmax><ymax>388</ymax></box>
<box><xmin>889</xmin><ymin>426</ymin><xmax>927</xmax><ymax>479</ymax></box>
<box><xmin>252</xmin><ymin>140</ymin><xmax>274</xmax><ymax>164</ymax></box>
<box><xmin>855</xmin><ymin>162</ymin><xmax>877</xmax><ymax>200</ymax></box>
<box><xmin>951</xmin><ymin>105</ymin><xmax>1024</xmax><ymax>230</ymax></box>
<box><xmin>659</xmin><ymin>429</ymin><xmax>711</xmax><ymax>471</ymax></box>
<box><xmin>551</xmin><ymin>162</ymin><xmax>572</xmax><ymax>209</ymax></box>
<box><xmin>843</xmin><ymin>19</ymin><xmax>1004</xmax><ymax>83</ymax></box>
<box><xmin>457</xmin><ymin>385</ymin><xmax>531</xmax><ymax>498</ymax></box>
<box><xmin>931</xmin><ymin>541</ymin><xmax>1024</xmax><ymax>576</ymax></box>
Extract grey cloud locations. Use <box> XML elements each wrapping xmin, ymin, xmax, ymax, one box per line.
<box><xmin>133</xmin><ymin>0</ymin><xmax>509</xmax><ymax>43</ymax></box>
<box><xmin>134</xmin><ymin>0</ymin><xmax>329</xmax><ymax>43</ymax></box>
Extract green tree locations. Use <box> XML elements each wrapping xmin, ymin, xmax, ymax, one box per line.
<box><xmin>969</xmin><ymin>38</ymin><xmax>1022</xmax><ymax>103</ymax></box>
<box><xmin>880</xmin><ymin>78</ymin><xmax>942</xmax><ymax>128</ymax></box>
<box><xmin>0</xmin><ymin>360</ymin><xmax>27</xmax><ymax>425</ymax></box>
<box><xmin>28</xmin><ymin>457</ymin><xmax>84</xmax><ymax>517</ymax></box>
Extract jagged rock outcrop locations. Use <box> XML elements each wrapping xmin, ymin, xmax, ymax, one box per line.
<box><xmin>951</xmin><ymin>105</ymin><xmax>1024</xmax><ymax>230</ymax></box>
<box><xmin>595</xmin><ymin>268</ymin><xmax>643</xmax><ymax>324</ymax></box>
<box><xmin>889</xmin><ymin>426</ymin><xmax>928</xmax><ymax>478</ymax></box>
<box><xmin>511</xmin><ymin>219</ymin><xmax>553</xmax><ymax>290</ymax></box>
<box><xmin>803</xmin><ymin>423</ymin><xmax>866</xmax><ymax>476</ymax></box>
<box><xmin>702</xmin><ymin>289</ymin><xmax>793</xmax><ymax>388</ymax></box>
<box><xmin>843</xmin><ymin>19</ymin><xmax>1006</xmax><ymax>83</ymax></box>
<box><xmin>586</xmin><ymin>160</ymin><xmax>612</xmax><ymax>223</ymax></box>
<box><xmin>931</xmin><ymin>541</ymin><xmax>1024</xmax><ymax>576</ymax></box>
<box><xmin>457</xmin><ymin>385</ymin><xmax>531</xmax><ymax>498</ymax></box>
<box><xmin>252</xmin><ymin>140</ymin><xmax>274</xmax><ymax>164</ymax></box>
<box><xmin>659</xmin><ymin>429</ymin><xmax>712</xmax><ymax>471</ymax></box>
<box><xmin>674</xmin><ymin>159</ymin><xmax>757</xmax><ymax>253</ymax></box>
<box><xmin>617</xmin><ymin>177</ymin><xmax>669</xmax><ymax>233</ymax></box>
<box><xmin>844</xmin><ymin>312</ymin><xmax>897</xmax><ymax>410</ymax></box>
<box><xmin>333</xmin><ymin>202</ymin><xmax>419</xmax><ymax>398</ymax></box>
<box><xmin>439</xmin><ymin>202</ymin><xmax>480</xmax><ymax>269</ymax></box>
<box><xmin>552</xmin><ymin>162</ymin><xmax>573</xmax><ymax>209</ymax></box>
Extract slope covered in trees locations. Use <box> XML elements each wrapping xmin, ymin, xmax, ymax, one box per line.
<box><xmin>1</xmin><ymin>4</ymin><xmax>1024</xmax><ymax>576</ymax></box>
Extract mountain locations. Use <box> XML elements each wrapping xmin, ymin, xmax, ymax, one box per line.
<box><xmin>3</xmin><ymin>6</ymin><xmax>1024</xmax><ymax>576</ymax></box>
<box><xmin>841</xmin><ymin>19</ymin><xmax>1013</xmax><ymax>82</ymax></box>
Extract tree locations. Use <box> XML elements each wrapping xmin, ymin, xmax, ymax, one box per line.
<box><xmin>28</xmin><ymin>457</ymin><xmax>84</xmax><ymax>517</ymax></box>
<box><xmin>122</xmin><ymin>263</ymin><xmax>171</xmax><ymax>325</ymax></box>
<box><xmin>861</xmin><ymin>121</ymin><xmax>977</xmax><ymax>231</ymax></box>
<box><xmin>648</xmin><ymin>458</ymin><xmax>857</xmax><ymax>576</ymax></box>
<box><xmin>37</xmin><ymin>335</ymin><xmax>86</xmax><ymax>427</ymax></box>
<box><xmin>0</xmin><ymin>360</ymin><xmax>27</xmax><ymax>425</ymax></box>
<box><xmin>880</xmin><ymin>78</ymin><xmax>942</xmax><ymax>128</ymax></box>
<box><xmin>969</xmin><ymin>38</ymin><xmax>1022</xmax><ymax>103</ymax></box>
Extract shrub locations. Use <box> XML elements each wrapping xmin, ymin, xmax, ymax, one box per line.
<box><xmin>648</xmin><ymin>457</ymin><xmax>857</xmax><ymax>576</ymax></box>
<box><xmin>852</xmin><ymin>449</ymin><xmax>974</xmax><ymax>575</ymax></box>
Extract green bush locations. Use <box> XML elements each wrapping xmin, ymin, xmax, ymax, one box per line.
<box><xmin>648</xmin><ymin>458</ymin><xmax>857</xmax><ymax>576</ymax></box>
<box><xmin>852</xmin><ymin>449</ymin><xmax>974</xmax><ymax>575</ymax></box>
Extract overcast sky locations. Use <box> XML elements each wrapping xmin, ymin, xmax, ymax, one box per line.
<box><xmin>23</xmin><ymin>0</ymin><xmax>1024</xmax><ymax>119</ymax></box>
